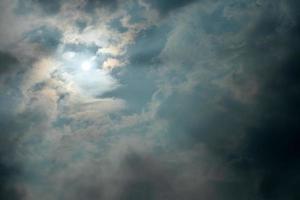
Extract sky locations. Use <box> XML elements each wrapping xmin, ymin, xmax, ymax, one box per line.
<box><xmin>0</xmin><ymin>0</ymin><xmax>299</xmax><ymax>199</ymax></box>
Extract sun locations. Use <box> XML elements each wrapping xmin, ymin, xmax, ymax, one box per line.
<box><xmin>81</xmin><ymin>61</ymin><xmax>92</xmax><ymax>71</ymax></box>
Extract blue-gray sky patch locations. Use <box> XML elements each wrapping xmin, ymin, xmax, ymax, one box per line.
<box><xmin>24</xmin><ymin>26</ymin><xmax>62</xmax><ymax>52</ymax></box>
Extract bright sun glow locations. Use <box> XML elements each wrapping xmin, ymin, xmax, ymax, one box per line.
<box><xmin>81</xmin><ymin>61</ymin><xmax>92</xmax><ymax>71</ymax></box>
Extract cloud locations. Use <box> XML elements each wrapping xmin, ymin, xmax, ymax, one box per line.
<box><xmin>15</xmin><ymin>0</ymin><xmax>62</xmax><ymax>15</ymax></box>
<box><xmin>0</xmin><ymin>0</ymin><xmax>300</xmax><ymax>199</ymax></box>
<box><xmin>145</xmin><ymin>0</ymin><xmax>198</xmax><ymax>15</ymax></box>
<box><xmin>102</xmin><ymin>58</ymin><xmax>124</xmax><ymax>70</ymax></box>
<box><xmin>127</xmin><ymin>24</ymin><xmax>170</xmax><ymax>66</ymax></box>
<box><xmin>35</xmin><ymin>0</ymin><xmax>62</xmax><ymax>14</ymax></box>
<box><xmin>83</xmin><ymin>0</ymin><xmax>119</xmax><ymax>13</ymax></box>
<box><xmin>0</xmin><ymin>51</ymin><xmax>20</xmax><ymax>74</ymax></box>
<box><xmin>151</xmin><ymin>1</ymin><xmax>300</xmax><ymax>199</ymax></box>
<box><xmin>24</xmin><ymin>26</ymin><xmax>62</xmax><ymax>52</ymax></box>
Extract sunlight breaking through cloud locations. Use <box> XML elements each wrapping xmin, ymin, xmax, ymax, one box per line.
<box><xmin>0</xmin><ymin>0</ymin><xmax>299</xmax><ymax>199</ymax></box>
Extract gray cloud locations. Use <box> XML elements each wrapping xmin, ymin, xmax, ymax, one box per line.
<box><xmin>146</xmin><ymin>0</ymin><xmax>199</xmax><ymax>15</ymax></box>
<box><xmin>15</xmin><ymin>0</ymin><xmax>62</xmax><ymax>15</ymax></box>
<box><xmin>154</xmin><ymin>1</ymin><xmax>300</xmax><ymax>199</ymax></box>
<box><xmin>24</xmin><ymin>26</ymin><xmax>62</xmax><ymax>53</ymax></box>
<box><xmin>84</xmin><ymin>0</ymin><xmax>119</xmax><ymax>13</ymax></box>
<box><xmin>0</xmin><ymin>51</ymin><xmax>19</xmax><ymax>74</ymax></box>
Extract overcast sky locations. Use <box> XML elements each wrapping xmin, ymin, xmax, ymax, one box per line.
<box><xmin>0</xmin><ymin>0</ymin><xmax>299</xmax><ymax>199</ymax></box>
